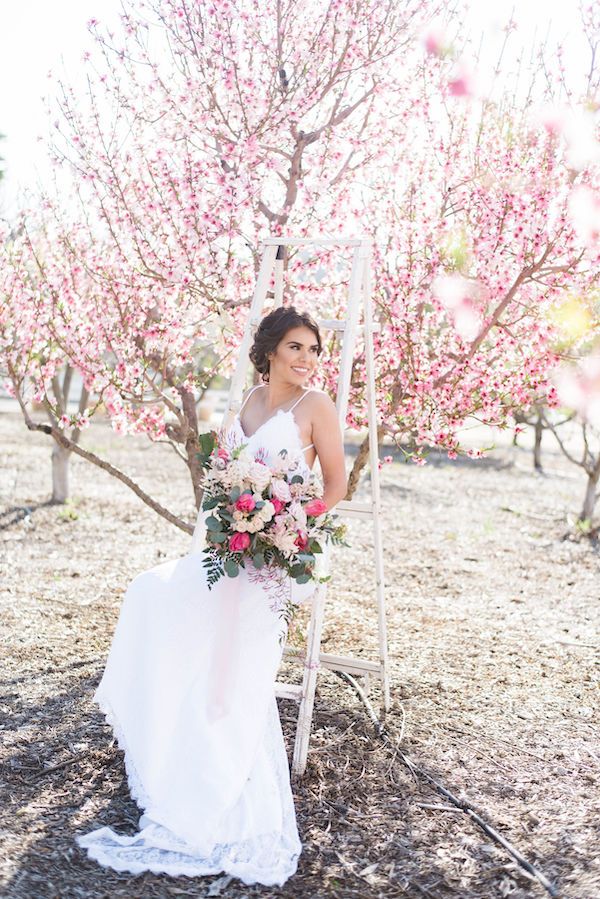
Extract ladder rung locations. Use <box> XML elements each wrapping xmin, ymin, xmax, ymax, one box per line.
<box><xmin>282</xmin><ymin>647</ymin><xmax>381</xmax><ymax>677</ymax></box>
<box><xmin>261</xmin><ymin>237</ymin><xmax>370</xmax><ymax>247</ymax></box>
<box><xmin>319</xmin><ymin>652</ymin><xmax>381</xmax><ymax>676</ymax></box>
<box><xmin>335</xmin><ymin>499</ymin><xmax>374</xmax><ymax>519</ymax></box>
<box><xmin>275</xmin><ymin>680</ymin><xmax>303</xmax><ymax>701</ymax></box>
<box><xmin>247</xmin><ymin>315</ymin><xmax>379</xmax><ymax>333</ymax></box>
<box><xmin>316</xmin><ymin>318</ymin><xmax>381</xmax><ymax>333</ymax></box>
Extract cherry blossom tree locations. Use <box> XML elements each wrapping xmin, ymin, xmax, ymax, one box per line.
<box><xmin>2</xmin><ymin>0</ymin><xmax>437</xmax><ymax>526</ymax></box>
<box><xmin>1</xmin><ymin>0</ymin><xmax>599</xmax><ymax>529</ymax></box>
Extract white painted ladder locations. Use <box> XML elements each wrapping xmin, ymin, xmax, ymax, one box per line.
<box><xmin>204</xmin><ymin>236</ymin><xmax>390</xmax><ymax>777</ymax></box>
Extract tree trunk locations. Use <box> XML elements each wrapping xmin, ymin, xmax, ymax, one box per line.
<box><xmin>346</xmin><ymin>424</ymin><xmax>386</xmax><ymax>500</ymax></box>
<box><xmin>580</xmin><ymin>467</ymin><xmax>600</xmax><ymax>523</ymax></box>
<box><xmin>533</xmin><ymin>415</ymin><xmax>543</xmax><ymax>471</ymax></box>
<box><xmin>51</xmin><ymin>441</ymin><xmax>71</xmax><ymax>504</ymax></box>
<box><xmin>186</xmin><ymin>433</ymin><xmax>205</xmax><ymax>511</ymax></box>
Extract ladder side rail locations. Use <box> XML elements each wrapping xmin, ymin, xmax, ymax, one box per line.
<box><xmin>335</xmin><ymin>244</ymin><xmax>365</xmax><ymax>430</ymax></box>
<box><xmin>274</xmin><ymin>244</ymin><xmax>285</xmax><ymax>307</ymax></box>
<box><xmin>362</xmin><ymin>246</ymin><xmax>391</xmax><ymax>711</ymax></box>
<box><xmin>291</xmin><ymin>582</ymin><xmax>328</xmax><ymax>777</ymax></box>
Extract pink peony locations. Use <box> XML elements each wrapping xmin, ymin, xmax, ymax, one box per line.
<box><xmin>235</xmin><ymin>492</ymin><xmax>256</xmax><ymax>512</ymax></box>
<box><xmin>271</xmin><ymin>497</ymin><xmax>285</xmax><ymax>514</ymax></box>
<box><xmin>228</xmin><ymin>532</ymin><xmax>250</xmax><ymax>553</ymax></box>
<box><xmin>304</xmin><ymin>498</ymin><xmax>327</xmax><ymax>517</ymax></box>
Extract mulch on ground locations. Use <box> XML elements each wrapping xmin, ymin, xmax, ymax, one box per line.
<box><xmin>1</xmin><ymin>410</ymin><xmax>598</xmax><ymax>899</ymax></box>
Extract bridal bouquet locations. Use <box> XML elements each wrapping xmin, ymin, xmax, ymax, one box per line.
<box><xmin>196</xmin><ymin>430</ymin><xmax>347</xmax><ymax>622</ymax></box>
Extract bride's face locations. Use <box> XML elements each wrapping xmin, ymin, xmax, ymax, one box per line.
<box><xmin>268</xmin><ymin>325</ymin><xmax>319</xmax><ymax>385</ymax></box>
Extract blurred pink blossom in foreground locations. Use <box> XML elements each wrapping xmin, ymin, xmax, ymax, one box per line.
<box><xmin>536</xmin><ymin>104</ymin><xmax>600</xmax><ymax>171</ymax></box>
<box><xmin>568</xmin><ymin>185</ymin><xmax>600</xmax><ymax>248</ymax></box>
<box><xmin>432</xmin><ymin>274</ymin><xmax>483</xmax><ymax>340</ymax></box>
<box><xmin>421</xmin><ymin>25</ymin><xmax>452</xmax><ymax>57</ymax></box>
<box><xmin>554</xmin><ymin>354</ymin><xmax>600</xmax><ymax>423</ymax></box>
<box><xmin>448</xmin><ymin>64</ymin><xmax>477</xmax><ymax>98</ymax></box>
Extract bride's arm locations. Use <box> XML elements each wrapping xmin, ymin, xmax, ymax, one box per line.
<box><xmin>310</xmin><ymin>393</ymin><xmax>348</xmax><ymax>511</ymax></box>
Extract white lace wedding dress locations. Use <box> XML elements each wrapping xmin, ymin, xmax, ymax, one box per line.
<box><xmin>76</xmin><ymin>387</ymin><xmax>328</xmax><ymax>887</ymax></box>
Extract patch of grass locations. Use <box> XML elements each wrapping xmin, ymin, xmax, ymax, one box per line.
<box><xmin>57</xmin><ymin>500</ymin><xmax>79</xmax><ymax>522</ymax></box>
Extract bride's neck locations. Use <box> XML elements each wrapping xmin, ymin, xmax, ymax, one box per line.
<box><xmin>262</xmin><ymin>380</ymin><xmax>305</xmax><ymax>411</ymax></box>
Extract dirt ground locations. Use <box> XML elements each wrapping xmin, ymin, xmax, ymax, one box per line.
<box><xmin>1</xmin><ymin>409</ymin><xmax>598</xmax><ymax>899</ymax></box>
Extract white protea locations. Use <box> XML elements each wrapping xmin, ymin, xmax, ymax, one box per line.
<box><xmin>269</xmin><ymin>531</ymin><xmax>300</xmax><ymax>558</ymax></box>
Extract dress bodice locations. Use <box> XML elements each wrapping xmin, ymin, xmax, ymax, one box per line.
<box><xmin>226</xmin><ymin>409</ymin><xmax>312</xmax><ymax>474</ymax></box>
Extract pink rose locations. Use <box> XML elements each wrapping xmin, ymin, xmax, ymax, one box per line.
<box><xmin>235</xmin><ymin>493</ymin><xmax>256</xmax><ymax>512</ymax></box>
<box><xmin>271</xmin><ymin>497</ymin><xmax>285</xmax><ymax>514</ymax></box>
<box><xmin>304</xmin><ymin>498</ymin><xmax>327</xmax><ymax>517</ymax></box>
<box><xmin>295</xmin><ymin>530</ymin><xmax>309</xmax><ymax>551</ymax></box>
<box><xmin>217</xmin><ymin>446</ymin><xmax>230</xmax><ymax>460</ymax></box>
<box><xmin>228</xmin><ymin>532</ymin><xmax>250</xmax><ymax>553</ymax></box>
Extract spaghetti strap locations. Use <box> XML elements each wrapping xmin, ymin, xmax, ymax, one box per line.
<box><xmin>289</xmin><ymin>389</ymin><xmax>312</xmax><ymax>412</ymax></box>
<box><xmin>301</xmin><ymin>442</ymin><xmax>314</xmax><ymax>451</ymax></box>
<box><xmin>239</xmin><ymin>383</ymin><xmax>265</xmax><ymax>414</ymax></box>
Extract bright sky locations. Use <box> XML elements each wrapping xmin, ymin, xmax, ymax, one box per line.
<box><xmin>0</xmin><ymin>0</ymin><xmax>592</xmax><ymax>219</ymax></box>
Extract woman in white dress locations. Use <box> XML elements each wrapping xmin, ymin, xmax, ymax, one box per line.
<box><xmin>76</xmin><ymin>306</ymin><xmax>348</xmax><ymax>887</ymax></box>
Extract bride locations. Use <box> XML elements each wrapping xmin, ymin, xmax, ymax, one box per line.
<box><xmin>76</xmin><ymin>305</ymin><xmax>348</xmax><ymax>886</ymax></box>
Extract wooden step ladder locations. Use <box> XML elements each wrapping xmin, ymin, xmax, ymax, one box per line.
<box><xmin>197</xmin><ymin>236</ymin><xmax>390</xmax><ymax>777</ymax></box>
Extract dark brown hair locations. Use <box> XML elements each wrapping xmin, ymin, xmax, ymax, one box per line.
<box><xmin>249</xmin><ymin>305</ymin><xmax>322</xmax><ymax>383</ymax></box>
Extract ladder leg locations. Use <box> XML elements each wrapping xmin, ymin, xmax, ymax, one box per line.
<box><xmin>291</xmin><ymin>584</ymin><xmax>327</xmax><ymax>778</ymax></box>
<box><xmin>362</xmin><ymin>243</ymin><xmax>391</xmax><ymax>713</ymax></box>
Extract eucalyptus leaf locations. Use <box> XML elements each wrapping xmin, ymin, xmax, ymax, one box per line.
<box><xmin>295</xmin><ymin>573</ymin><xmax>312</xmax><ymax>585</ymax></box>
<box><xmin>206</xmin><ymin>515</ymin><xmax>222</xmax><ymax>531</ymax></box>
<box><xmin>224</xmin><ymin>559</ymin><xmax>239</xmax><ymax>578</ymax></box>
<box><xmin>296</xmin><ymin>552</ymin><xmax>315</xmax><ymax>563</ymax></box>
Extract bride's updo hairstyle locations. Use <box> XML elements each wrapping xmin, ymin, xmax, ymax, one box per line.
<box><xmin>249</xmin><ymin>305</ymin><xmax>322</xmax><ymax>383</ymax></box>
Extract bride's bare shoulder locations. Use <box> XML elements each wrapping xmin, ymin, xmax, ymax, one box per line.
<box><xmin>306</xmin><ymin>388</ymin><xmax>337</xmax><ymax>416</ymax></box>
<box><xmin>240</xmin><ymin>383</ymin><xmax>264</xmax><ymax>406</ymax></box>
